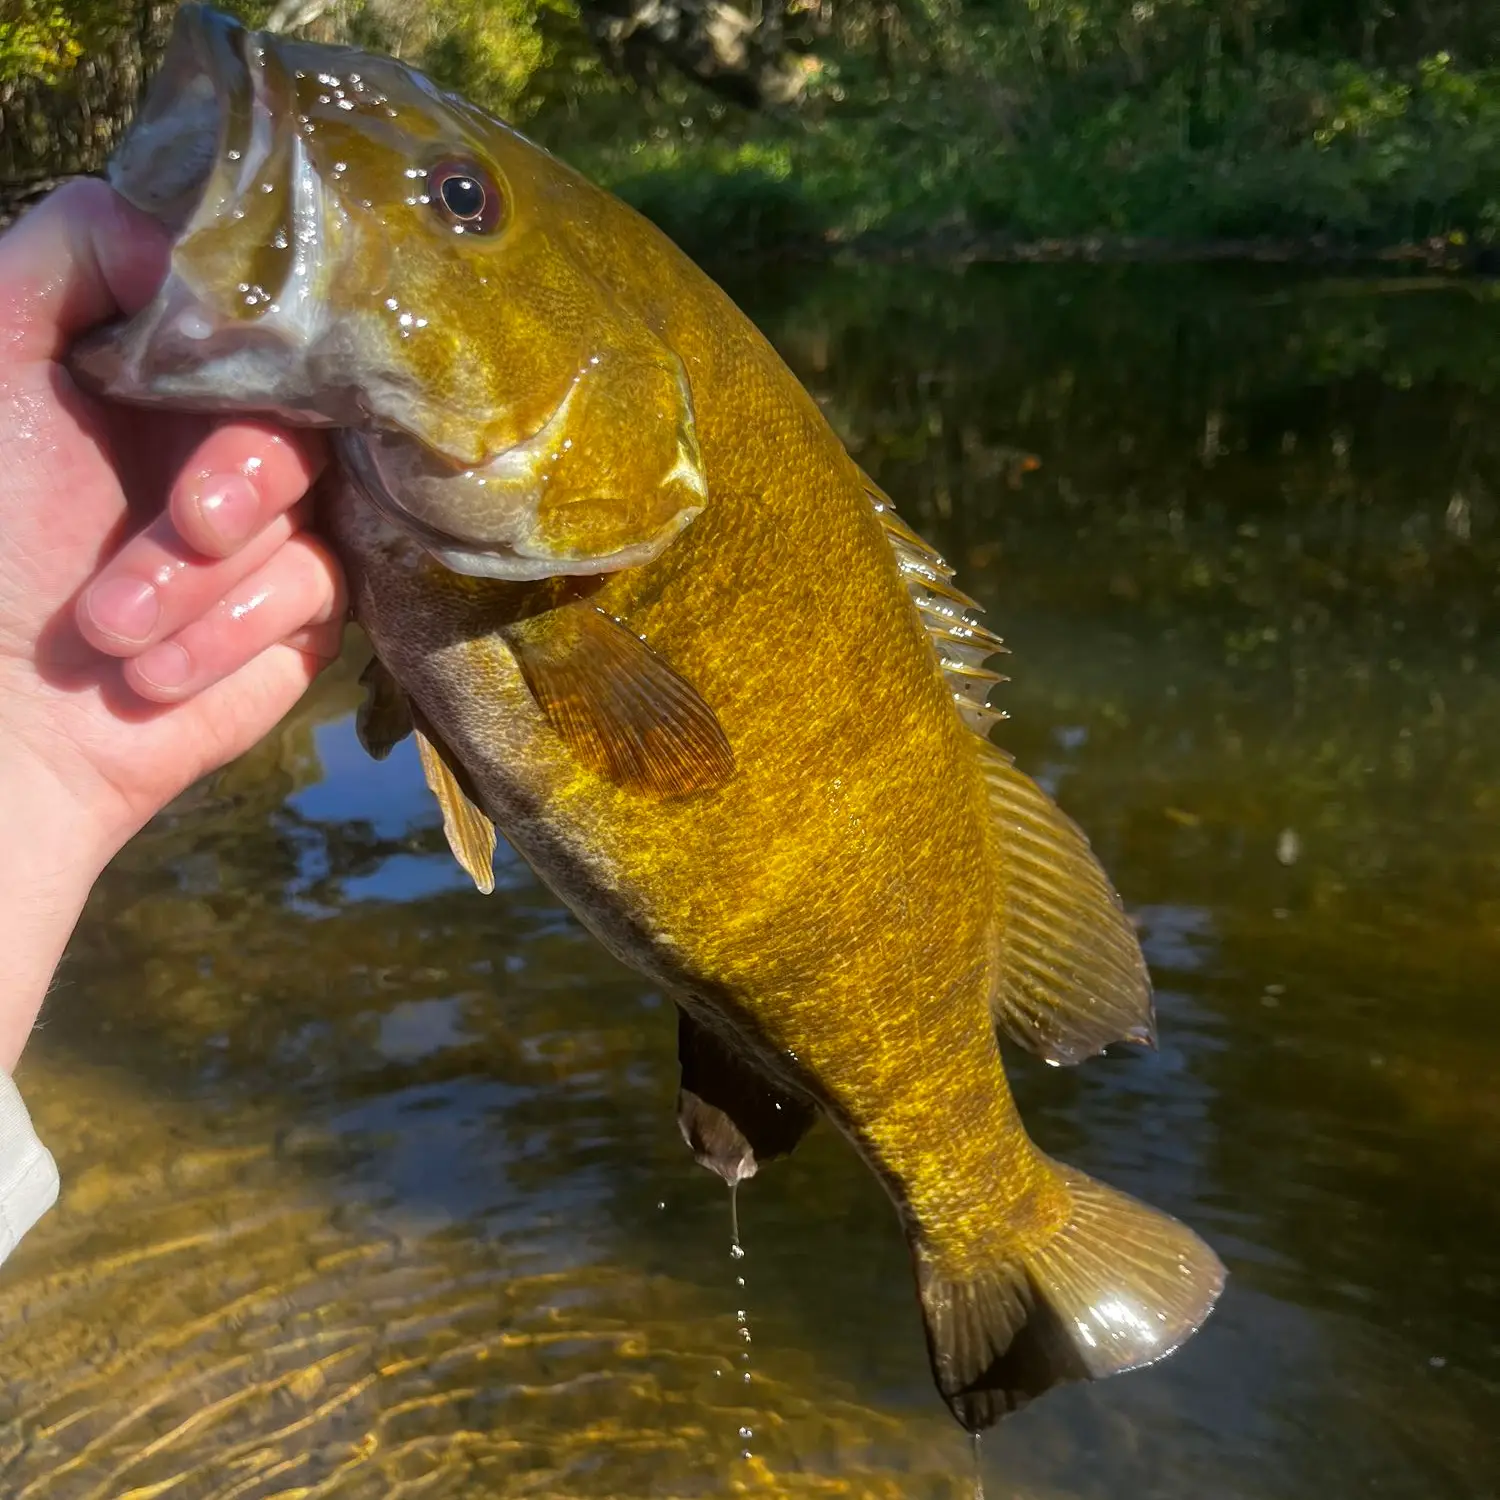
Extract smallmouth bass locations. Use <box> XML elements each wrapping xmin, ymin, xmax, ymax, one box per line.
<box><xmin>72</xmin><ymin>4</ymin><xmax>1225</xmax><ymax>1431</ymax></box>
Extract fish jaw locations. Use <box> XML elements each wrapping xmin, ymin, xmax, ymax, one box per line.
<box><xmin>70</xmin><ymin>4</ymin><xmax>361</xmax><ymax>425</ymax></box>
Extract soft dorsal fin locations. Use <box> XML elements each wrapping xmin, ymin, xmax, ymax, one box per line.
<box><xmin>864</xmin><ymin>476</ymin><xmax>1153</xmax><ymax>1064</ymax></box>
<box><xmin>507</xmin><ymin>603</ymin><xmax>736</xmax><ymax>799</ymax></box>
<box><xmin>980</xmin><ymin>742</ymin><xmax>1154</xmax><ymax>1062</ymax></box>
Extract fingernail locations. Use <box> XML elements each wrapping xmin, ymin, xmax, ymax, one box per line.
<box><xmin>134</xmin><ymin>641</ymin><xmax>192</xmax><ymax>693</ymax></box>
<box><xmin>85</xmin><ymin>577</ymin><xmax>159</xmax><ymax>643</ymax></box>
<box><xmin>195</xmin><ymin>474</ymin><xmax>259</xmax><ymax>551</ymax></box>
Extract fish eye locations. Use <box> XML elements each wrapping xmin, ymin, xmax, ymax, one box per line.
<box><xmin>427</xmin><ymin>159</ymin><xmax>502</xmax><ymax>234</ymax></box>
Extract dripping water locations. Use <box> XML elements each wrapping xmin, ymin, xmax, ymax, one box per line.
<box><xmin>971</xmin><ymin>1430</ymin><xmax>985</xmax><ymax>1500</ymax></box>
<box><xmin>728</xmin><ymin>1181</ymin><xmax>755</xmax><ymax>1461</ymax></box>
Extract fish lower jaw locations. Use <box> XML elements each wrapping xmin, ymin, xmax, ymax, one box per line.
<box><xmin>69</xmin><ymin>270</ymin><xmax>336</xmax><ymax>423</ymax></box>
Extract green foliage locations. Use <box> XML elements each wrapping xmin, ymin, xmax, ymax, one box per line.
<box><xmin>7</xmin><ymin>0</ymin><xmax>1500</xmax><ymax>250</ymax></box>
<box><xmin>0</xmin><ymin>3</ymin><xmax>82</xmax><ymax>86</ymax></box>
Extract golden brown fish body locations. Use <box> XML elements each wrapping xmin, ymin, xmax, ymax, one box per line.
<box><xmin>73</xmin><ymin>4</ymin><xmax>1224</xmax><ymax>1430</ymax></box>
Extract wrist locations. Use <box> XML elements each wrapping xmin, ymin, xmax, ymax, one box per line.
<box><xmin>0</xmin><ymin>745</ymin><xmax>119</xmax><ymax>1073</ymax></box>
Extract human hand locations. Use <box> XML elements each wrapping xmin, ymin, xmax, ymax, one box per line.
<box><xmin>0</xmin><ymin>178</ymin><xmax>346</xmax><ymax>1070</ymax></box>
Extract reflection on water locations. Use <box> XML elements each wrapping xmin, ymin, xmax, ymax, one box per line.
<box><xmin>4</xmin><ymin>266</ymin><xmax>1500</xmax><ymax>1496</ymax></box>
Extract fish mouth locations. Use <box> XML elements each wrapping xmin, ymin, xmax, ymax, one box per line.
<box><xmin>108</xmin><ymin>3</ymin><xmax>254</xmax><ymax>236</ymax></box>
<box><xmin>69</xmin><ymin>5</ymin><xmax>360</xmax><ymax>423</ymax></box>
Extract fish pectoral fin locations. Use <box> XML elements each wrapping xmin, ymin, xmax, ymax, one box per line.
<box><xmin>916</xmin><ymin>1163</ymin><xmax>1225</xmax><ymax>1432</ymax></box>
<box><xmin>981</xmin><ymin>744</ymin><xmax>1155</xmax><ymax>1064</ymax></box>
<box><xmin>508</xmin><ymin>605</ymin><xmax>735</xmax><ymax>799</ymax></box>
<box><xmin>356</xmin><ymin>656</ymin><xmax>414</xmax><ymax>760</ymax></box>
<box><xmin>676</xmin><ymin>1008</ymin><xmax>817</xmax><ymax>1185</ymax></box>
<box><xmin>412</xmin><ymin>719</ymin><xmax>497</xmax><ymax>895</ymax></box>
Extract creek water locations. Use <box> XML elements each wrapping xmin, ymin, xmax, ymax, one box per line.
<box><xmin>2</xmin><ymin>263</ymin><xmax>1498</xmax><ymax>1497</ymax></box>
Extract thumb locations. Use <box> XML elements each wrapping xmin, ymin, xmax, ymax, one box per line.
<box><xmin>0</xmin><ymin>178</ymin><xmax>169</xmax><ymax>364</ymax></box>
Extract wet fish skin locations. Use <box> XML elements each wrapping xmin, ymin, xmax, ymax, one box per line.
<box><xmin>71</xmin><ymin>4</ymin><xmax>1225</xmax><ymax>1431</ymax></box>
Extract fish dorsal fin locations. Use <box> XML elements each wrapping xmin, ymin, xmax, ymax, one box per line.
<box><xmin>863</xmin><ymin>477</ymin><xmax>1153</xmax><ymax>1063</ymax></box>
<box><xmin>508</xmin><ymin>604</ymin><xmax>736</xmax><ymax>799</ymax></box>
<box><xmin>980</xmin><ymin>742</ymin><xmax>1154</xmax><ymax>1062</ymax></box>
<box><xmin>414</xmin><ymin>723</ymin><xmax>498</xmax><ymax>895</ymax></box>
<box><xmin>865</xmin><ymin>475</ymin><xmax>1009</xmax><ymax>734</ymax></box>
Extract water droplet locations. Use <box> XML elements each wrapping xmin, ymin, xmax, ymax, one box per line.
<box><xmin>738</xmin><ymin>1425</ymin><xmax>753</xmax><ymax>1439</ymax></box>
<box><xmin>656</xmin><ymin>1200</ymin><xmax>665</xmax><ymax>1211</ymax></box>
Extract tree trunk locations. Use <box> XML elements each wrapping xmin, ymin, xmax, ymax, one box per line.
<box><xmin>0</xmin><ymin>2</ymin><xmax>179</xmax><ymax>190</ymax></box>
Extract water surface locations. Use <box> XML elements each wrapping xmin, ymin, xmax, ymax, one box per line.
<box><xmin>3</xmin><ymin>265</ymin><xmax>1498</xmax><ymax>1498</ymax></box>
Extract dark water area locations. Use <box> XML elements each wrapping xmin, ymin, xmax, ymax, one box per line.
<box><xmin>3</xmin><ymin>265</ymin><xmax>1499</xmax><ymax>1497</ymax></box>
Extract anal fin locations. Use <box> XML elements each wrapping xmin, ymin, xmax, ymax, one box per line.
<box><xmin>677</xmin><ymin>1008</ymin><xmax>817</xmax><ymax>1184</ymax></box>
<box><xmin>982</xmin><ymin>744</ymin><xmax>1155</xmax><ymax>1064</ymax></box>
<box><xmin>915</xmin><ymin>1163</ymin><xmax>1225</xmax><ymax>1431</ymax></box>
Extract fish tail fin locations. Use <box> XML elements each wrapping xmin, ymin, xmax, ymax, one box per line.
<box><xmin>914</xmin><ymin>1163</ymin><xmax>1225</xmax><ymax>1432</ymax></box>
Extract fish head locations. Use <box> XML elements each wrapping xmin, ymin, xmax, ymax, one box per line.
<box><xmin>72</xmin><ymin>4</ymin><xmax>707</xmax><ymax>580</ymax></box>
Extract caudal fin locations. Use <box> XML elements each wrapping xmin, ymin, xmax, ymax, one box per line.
<box><xmin>914</xmin><ymin>1165</ymin><xmax>1225</xmax><ymax>1431</ymax></box>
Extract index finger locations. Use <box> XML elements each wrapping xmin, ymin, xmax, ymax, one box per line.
<box><xmin>0</xmin><ymin>178</ymin><xmax>168</xmax><ymax>363</ymax></box>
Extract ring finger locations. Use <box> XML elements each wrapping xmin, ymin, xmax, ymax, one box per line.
<box><xmin>125</xmin><ymin>533</ymin><xmax>346</xmax><ymax>702</ymax></box>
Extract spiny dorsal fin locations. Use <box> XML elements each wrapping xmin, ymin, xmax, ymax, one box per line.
<box><xmin>507</xmin><ymin>603</ymin><xmax>736</xmax><ymax>799</ymax></box>
<box><xmin>864</xmin><ymin>475</ymin><xmax>1152</xmax><ymax>1063</ymax></box>
<box><xmin>981</xmin><ymin>742</ymin><xmax>1154</xmax><ymax>1062</ymax></box>
<box><xmin>865</xmin><ymin>475</ymin><xmax>1009</xmax><ymax>734</ymax></box>
<box><xmin>413</xmin><ymin>724</ymin><xmax>497</xmax><ymax>895</ymax></box>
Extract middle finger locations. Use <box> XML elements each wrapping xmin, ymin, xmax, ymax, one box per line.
<box><xmin>78</xmin><ymin>493</ymin><xmax>309</xmax><ymax>654</ymax></box>
<box><xmin>77</xmin><ymin>423</ymin><xmax>326</xmax><ymax>654</ymax></box>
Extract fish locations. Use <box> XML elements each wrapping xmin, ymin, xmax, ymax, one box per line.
<box><xmin>71</xmin><ymin>3</ymin><xmax>1225</xmax><ymax>1431</ymax></box>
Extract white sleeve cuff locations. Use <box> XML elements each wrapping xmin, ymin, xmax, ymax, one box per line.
<box><xmin>0</xmin><ymin>1069</ymin><xmax>59</xmax><ymax>1265</ymax></box>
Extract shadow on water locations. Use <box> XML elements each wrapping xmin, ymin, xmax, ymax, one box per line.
<box><xmin>3</xmin><ymin>265</ymin><xmax>1499</xmax><ymax>1497</ymax></box>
